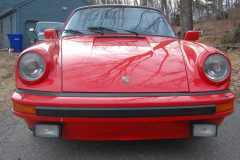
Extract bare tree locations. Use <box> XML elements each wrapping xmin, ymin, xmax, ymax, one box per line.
<box><xmin>238</xmin><ymin>0</ymin><xmax>240</xmax><ymax>17</ymax></box>
<box><xmin>180</xmin><ymin>0</ymin><xmax>193</xmax><ymax>39</ymax></box>
<box><xmin>148</xmin><ymin>0</ymin><xmax>153</xmax><ymax>7</ymax></box>
<box><xmin>218</xmin><ymin>0</ymin><xmax>223</xmax><ymax>12</ymax></box>
<box><xmin>140</xmin><ymin>0</ymin><xmax>147</xmax><ymax>6</ymax></box>
<box><xmin>88</xmin><ymin>0</ymin><xmax>96</xmax><ymax>5</ymax></box>
<box><xmin>101</xmin><ymin>0</ymin><xmax>106</xmax><ymax>4</ymax></box>
<box><xmin>134</xmin><ymin>0</ymin><xmax>139</xmax><ymax>5</ymax></box>
<box><xmin>206</xmin><ymin>0</ymin><xmax>210</xmax><ymax>17</ymax></box>
<box><xmin>161</xmin><ymin>0</ymin><xmax>169</xmax><ymax>19</ymax></box>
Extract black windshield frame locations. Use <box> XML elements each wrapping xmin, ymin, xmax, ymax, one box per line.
<box><xmin>60</xmin><ymin>5</ymin><xmax>178</xmax><ymax>38</ymax></box>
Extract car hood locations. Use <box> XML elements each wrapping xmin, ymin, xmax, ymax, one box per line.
<box><xmin>62</xmin><ymin>35</ymin><xmax>189</xmax><ymax>92</ymax></box>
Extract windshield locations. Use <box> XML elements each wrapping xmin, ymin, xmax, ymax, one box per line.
<box><xmin>36</xmin><ymin>22</ymin><xmax>64</xmax><ymax>33</ymax></box>
<box><xmin>61</xmin><ymin>7</ymin><xmax>177</xmax><ymax>37</ymax></box>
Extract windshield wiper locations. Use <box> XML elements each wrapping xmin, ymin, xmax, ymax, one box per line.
<box><xmin>88</xmin><ymin>27</ymin><xmax>120</xmax><ymax>35</ymax></box>
<box><xmin>87</xmin><ymin>29</ymin><xmax>104</xmax><ymax>35</ymax></box>
<box><xmin>88</xmin><ymin>27</ymin><xmax>117</xmax><ymax>32</ymax></box>
<box><xmin>87</xmin><ymin>27</ymin><xmax>139</xmax><ymax>36</ymax></box>
<box><xmin>62</xmin><ymin>29</ymin><xmax>84</xmax><ymax>35</ymax></box>
<box><xmin>124</xmin><ymin>30</ymin><xmax>139</xmax><ymax>36</ymax></box>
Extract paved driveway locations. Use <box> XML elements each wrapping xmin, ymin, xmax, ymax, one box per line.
<box><xmin>0</xmin><ymin>103</ymin><xmax>239</xmax><ymax>160</ymax></box>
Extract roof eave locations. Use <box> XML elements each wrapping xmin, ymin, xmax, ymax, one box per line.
<box><xmin>0</xmin><ymin>8</ymin><xmax>16</xmax><ymax>19</ymax></box>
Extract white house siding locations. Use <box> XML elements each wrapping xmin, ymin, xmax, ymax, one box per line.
<box><xmin>0</xmin><ymin>13</ymin><xmax>16</xmax><ymax>49</ymax></box>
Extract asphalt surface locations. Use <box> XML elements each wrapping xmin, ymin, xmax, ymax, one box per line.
<box><xmin>0</xmin><ymin>103</ymin><xmax>239</xmax><ymax>160</ymax></box>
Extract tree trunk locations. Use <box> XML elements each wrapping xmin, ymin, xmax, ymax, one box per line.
<box><xmin>101</xmin><ymin>0</ymin><xmax>106</xmax><ymax>4</ymax></box>
<box><xmin>212</xmin><ymin>0</ymin><xmax>216</xmax><ymax>13</ymax></box>
<box><xmin>177</xmin><ymin>0</ymin><xmax>180</xmax><ymax>8</ymax></box>
<box><xmin>161</xmin><ymin>0</ymin><xmax>169</xmax><ymax>19</ymax></box>
<box><xmin>134</xmin><ymin>0</ymin><xmax>139</xmax><ymax>5</ymax></box>
<box><xmin>88</xmin><ymin>0</ymin><xmax>95</xmax><ymax>5</ymax></box>
<box><xmin>148</xmin><ymin>0</ymin><xmax>153</xmax><ymax>7</ymax></box>
<box><xmin>140</xmin><ymin>0</ymin><xmax>147</xmax><ymax>6</ymax></box>
<box><xmin>161</xmin><ymin>0</ymin><xmax>165</xmax><ymax>12</ymax></box>
<box><xmin>180</xmin><ymin>0</ymin><xmax>193</xmax><ymax>39</ymax></box>
<box><xmin>169</xmin><ymin>0</ymin><xmax>173</xmax><ymax>22</ymax></box>
<box><xmin>238</xmin><ymin>0</ymin><xmax>240</xmax><ymax>18</ymax></box>
<box><xmin>218</xmin><ymin>0</ymin><xmax>223</xmax><ymax>12</ymax></box>
<box><xmin>226</xmin><ymin>0</ymin><xmax>229</xmax><ymax>11</ymax></box>
<box><xmin>206</xmin><ymin>0</ymin><xmax>210</xmax><ymax>17</ymax></box>
<box><xmin>165</xmin><ymin>0</ymin><xmax>169</xmax><ymax>19</ymax></box>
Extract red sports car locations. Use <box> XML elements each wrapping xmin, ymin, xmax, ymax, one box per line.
<box><xmin>11</xmin><ymin>5</ymin><xmax>235</xmax><ymax>140</ymax></box>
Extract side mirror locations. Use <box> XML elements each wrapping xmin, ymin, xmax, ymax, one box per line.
<box><xmin>29</xmin><ymin>28</ymin><xmax>34</xmax><ymax>32</ymax></box>
<box><xmin>44</xmin><ymin>29</ymin><xmax>57</xmax><ymax>39</ymax></box>
<box><xmin>184</xmin><ymin>31</ymin><xmax>200</xmax><ymax>41</ymax></box>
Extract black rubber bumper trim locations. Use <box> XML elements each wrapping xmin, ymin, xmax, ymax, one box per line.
<box><xmin>14</xmin><ymin>88</ymin><xmax>232</xmax><ymax>97</ymax></box>
<box><xmin>36</xmin><ymin>105</ymin><xmax>216</xmax><ymax>118</ymax></box>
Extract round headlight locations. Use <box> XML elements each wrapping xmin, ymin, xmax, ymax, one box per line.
<box><xmin>18</xmin><ymin>52</ymin><xmax>46</xmax><ymax>81</ymax></box>
<box><xmin>203</xmin><ymin>54</ymin><xmax>230</xmax><ymax>82</ymax></box>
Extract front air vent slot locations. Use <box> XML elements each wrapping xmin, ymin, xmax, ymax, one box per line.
<box><xmin>95</xmin><ymin>36</ymin><xmax>145</xmax><ymax>39</ymax></box>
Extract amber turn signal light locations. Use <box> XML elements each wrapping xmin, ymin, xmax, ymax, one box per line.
<box><xmin>13</xmin><ymin>102</ymin><xmax>36</xmax><ymax>115</ymax></box>
<box><xmin>216</xmin><ymin>101</ymin><xmax>234</xmax><ymax>113</ymax></box>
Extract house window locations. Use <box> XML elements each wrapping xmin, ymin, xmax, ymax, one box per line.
<box><xmin>10</xmin><ymin>17</ymin><xmax>13</xmax><ymax>33</ymax></box>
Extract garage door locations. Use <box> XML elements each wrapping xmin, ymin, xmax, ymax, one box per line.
<box><xmin>24</xmin><ymin>20</ymin><xmax>38</xmax><ymax>49</ymax></box>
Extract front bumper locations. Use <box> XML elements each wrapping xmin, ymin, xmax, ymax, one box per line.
<box><xmin>11</xmin><ymin>89</ymin><xmax>235</xmax><ymax>140</ymax></box>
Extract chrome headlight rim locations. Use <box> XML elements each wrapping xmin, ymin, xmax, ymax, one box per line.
<box><xmin>198</xmin><ymin>53</ymin><xmax>231</xmax><ymax>85</ymax></box>
<box><xmin>17</xmin><ymin>50</ymin><xmax>51</xmax><ymax>84</ymax></box>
